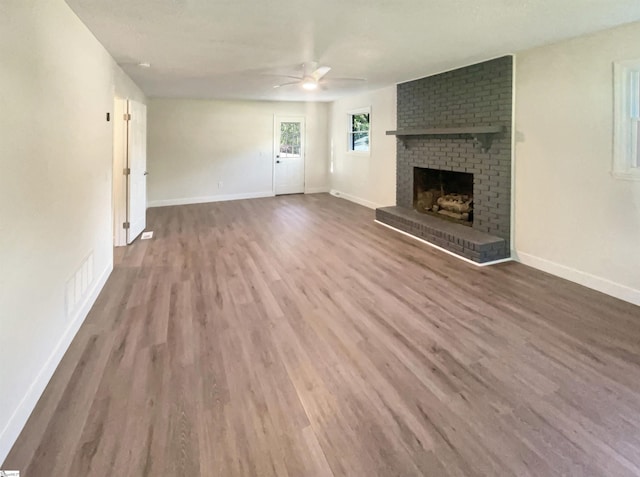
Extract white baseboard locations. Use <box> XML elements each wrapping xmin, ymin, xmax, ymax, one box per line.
<box><xmin>329</xmin><ymin>189</ymin><xmax>384</xmax><ymax>210</ymax></box>
<box><xmin>148</xmin><ymin>191</ymin><xmax>275</xmax><ymax>208</ymax></box>
<box><xmin>305</xmin><ymin>186</ymin><xmax>330</xmax><ymax>194</ymax></box>
<box><xmin>516</xmin><ymin>251</ymin><xmax>640</xmax><ymax>306</ymax></box>
<box><xmin>375</xmin><ymin>220</ymin><xmax>513</xmax><ymax>267</ymax></box>
<box><xmin>0</xmin><ymin>263</ymin><xmax>113</xmax><ymax>464</ymax></box>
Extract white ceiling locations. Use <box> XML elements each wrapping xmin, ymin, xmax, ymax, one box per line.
<box><xmin>66</xmin><ymin>0</ymin><xmax>640</xmax><ymax>102</ymax></box>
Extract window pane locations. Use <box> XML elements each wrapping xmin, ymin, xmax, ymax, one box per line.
<box><xmin>353</xmin><ymin>132</ymin><xmax>369</xmax><ymax>151</ymax></box>
<box><xmin>348</xmin><ymin>111</ymin><xmax>370</xmax><ymax>152</ymax></box>
<box><xmin>280</xmin><ymin>122</ymin><xmax>301</xmax><ymax>157</ymax></box>
<box><xmin>636</xmin><ymin>77</ymin><xmax>640</xmax><ymax>167</ymax></box>
<box><xmin>632</xmin><ymin>71</ymin><xmax>640</xmax><ymax>118</ymax></box>
<box><xmin>351</xmin><ymin>113</ymin><xmax>370</xmax><ymax>132</ymax></box>
<box><xmin>636</xmin><ymin>120</ymin><xmax>640</xmax><ymax>168</ymax></box>
<box><xmin>613</xmin><ymin>62</ymin><xmax>640</xmax><ymax>178</ymax></box>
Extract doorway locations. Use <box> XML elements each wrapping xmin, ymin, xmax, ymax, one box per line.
<box><xmin>112</xmin><ymin>98</ymin><xmax>147</xmax><ymax>246</ymax></box>
<box><xmin>274</xmin><ymin>116</ymin><xmax>305</xmax><ymax>195</ymax></box>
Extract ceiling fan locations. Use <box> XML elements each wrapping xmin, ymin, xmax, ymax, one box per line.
<box><xmin>272</xmin><ymin>62</ymin><xmax>365</xmax><ymax>90</ymax></box>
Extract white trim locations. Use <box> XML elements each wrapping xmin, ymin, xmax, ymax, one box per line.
<box><xmin>112</xmin><ymin>97</ymin><xmax>128</xmax><ymax>247</ymax></box>
<box><xmin>612</xmin><ymin>170</ymin><xmax>640</xmax><ymax>180</ymax></box>
<box><xmin>516</xmin><ymin>251</ymin><xmax>640</xmax><ymax>306</ymax></box>
<box><xmin>346</xmin><ymin>150</ymin><xmax>371</xmax><ymax>157</ymax></box>
<box><xmin>612</xmin><ymin>59</ymin><xmax>640</xmax><ymax>181</ymax></box>
<box><xmin>148</xmin><ymin>191</ymin><xmax>275</xmax><ymax>208</ymax></box>
<box><xmin>330</xmin><ymin>189</ymin><xmax>383</xmax><ymax>209</ymax></box>
<box><xmin>274</xmin><ymin>115</ymin><xmax>306</xmax><ymax>195</ymax></box>
<box><xmin>510</xmin><ymin>55</ymin><xmax>517</xmax><ymax>254</ymax></box>
<box><xmin>272</xmin><ymin>114</ymin><xmax>277</xmax><ymax>194</ymax></box>
<box><xmin>347</xmin><ymin>106</ymin><xmax>371</xmax><ymax>155</ymax></box>
<box><xmin>0</xmin><ymin>263</ymin><xmax>113</xmax><ymax>463</ymax></box>
<box><xmin>305</xmin><ymin>186</ymin><xmax>330</xmax><ymax>194</ymax></box>
<box><xmin>375</xmin><ymin>220</ymin><xmax>513</xmax><ymax>267</ymax></box>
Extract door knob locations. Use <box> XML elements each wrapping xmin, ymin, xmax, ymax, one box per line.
<box><xmin>143</xmin><ymin>171</ymin><xmax>149</xmax><ymax>176</ymax></box>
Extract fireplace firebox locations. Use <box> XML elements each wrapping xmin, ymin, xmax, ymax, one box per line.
<box><xmin>413</xmin><ymin>167</ymin><xmax>473</xmax><ymax>226</ymax></box>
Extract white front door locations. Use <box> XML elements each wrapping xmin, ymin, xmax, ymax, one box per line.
<box><xmin>274</xmin><ymin>116</ymin><xmax>305</xmax><ymax>195</ymax></box>
<box><xmin>127</xmin><ymin>100</ymin><xmax>147</xmax><ymax>243</ymax></box>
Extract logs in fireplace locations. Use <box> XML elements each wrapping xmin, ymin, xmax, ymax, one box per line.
<box><xmin>416</xmin><ymin>191</ymin><xmax>472</xmax><ymax>221</ymax></box>
<box><xmin>413</xmin><ymin>167</ymin><xmax>474</xmax><ymax>225</ymax></box>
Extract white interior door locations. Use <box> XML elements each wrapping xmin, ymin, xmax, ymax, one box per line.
<box><xmin>274</xmin><ymin>116</ymin><xmax>305</xmax><ymax>195</ymax></box>
<box><xmin>127</xmin><ymin>100</ymin><xmax>147</xmax><ymax>243</ymax></box>
<box><xmin>113</xmin><ymin>98</ymin><xmax>128</xmax><ymax>247</ymax></box>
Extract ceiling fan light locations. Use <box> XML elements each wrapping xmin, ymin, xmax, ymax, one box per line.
<box><xmin>302</xmin><ymin>80</ymin><xmax>318</xmax><ymax>90</ymax></box>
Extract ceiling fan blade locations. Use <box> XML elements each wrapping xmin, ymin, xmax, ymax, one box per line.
<box><xmin>311</xmin><ymin>65</ymin><xmax>332</xmax><ymax>82</ymax></box>
<box><xmin>273</xmin><ymin>81</ymin><xmax>301</xmax><ymax>89</ymax></box>
<box><xmin>324</xmin><ymin>77</ymin><xmax>366</xmax><ymax>82</ymax></box>
<box><xmin>262</xmin><ymin>74</ymin><xmax>303</xmax><ymax>80</ymax></box>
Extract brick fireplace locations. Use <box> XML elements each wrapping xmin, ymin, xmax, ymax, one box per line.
<box><xmin>376</xmin><ymin>56</ymin><xmax>513</xmax><ymax>263</ymax></box>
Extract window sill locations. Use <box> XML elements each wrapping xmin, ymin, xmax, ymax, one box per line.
<box><xmin>347</xmin><ymin>150</ymin><xmax>370</xmax><ymax>157</ymax></box>
<box><xmin>612</xmin><ymin>170</ymin><xmax>640</xmax><ymax>181</ymax></box>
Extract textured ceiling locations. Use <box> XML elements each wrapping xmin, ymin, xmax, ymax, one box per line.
<box><xmin>66</xmin><ymin>0</ymin><xmax>640</xmax><ymax>101</ymax></box>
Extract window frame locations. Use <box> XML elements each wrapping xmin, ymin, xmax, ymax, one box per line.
<box><xmin>613</xmin><ymin>60</ymin><xmax>640</xmax><ymax>181</ymax></box>
<box><xmin>347</xmin><ymin>107</ymin><xmax>371</xmax><ymax>155</ymax></box>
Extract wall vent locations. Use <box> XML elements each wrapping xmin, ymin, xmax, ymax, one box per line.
<box><xmin>65</xmin><ymin>252</ymin><xmax>94</xmax><ymax>317</ymax></box>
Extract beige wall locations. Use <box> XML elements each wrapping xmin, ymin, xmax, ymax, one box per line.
<box><xmin>0</xmin><ymin>0</ymin><xmax>145</xmax><ymax>461</ymax></box>
<box><xmin>514</xmin><ymin>21</ymin><xmax>640</xmax><ymax>305</ymax></box>
<box><xmin>147</xmin><ymin>99</ymin><xmax>329</xmax><ymax>206</ymax></box>
<box><xmin>329</xmin><ymin>86</ymin><xmax>397</xmax><ymax>208</ymax></box>
<box><xmin>114</xmin><ymin>65</ymin><xmax>147</xmax><ymax>104</ymax></box>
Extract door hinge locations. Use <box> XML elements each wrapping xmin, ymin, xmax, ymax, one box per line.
<box><xmin>123</xmin><ymin>222</ymin><xmax>130</xmax><ymax>230</ymax></box>
<box><xmin>124</xmin><ymin>113</ymin><xmax>131</xmax><ymax>121</ymax></box>
<box><xmin>123</xmin><ymin>168</ymin><xmax>130</xmax><ymax>175</ymax></box>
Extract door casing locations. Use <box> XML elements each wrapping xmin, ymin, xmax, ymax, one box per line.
<box><xmin>126</xmin><ymin>100</ymin><xmax>147</xmax><ymax>243</ymax></box>
<box><xmin>112</xmin><ymin>97</ymin><xmax>128</xmax><ymax>247</ymax></box>
<box><xmin>273</xmin><ymin>115</ymin><xmax>306</xmax><ymax>195</ymax></box>
<box><xmin>112</xmin><ymin>98</ymin><xmax>147</xmax><ymax>246</ymax></box>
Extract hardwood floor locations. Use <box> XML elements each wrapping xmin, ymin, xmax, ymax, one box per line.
<box><xmin>4</xmin><ymin>193</ymin><xmax>640</xmax><ymax>476</ymax></box>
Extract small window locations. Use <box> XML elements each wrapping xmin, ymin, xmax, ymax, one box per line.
<box><xmin>613</xmin><ymin>60</ymin><xmax>640</xmax><ymax>180</ymax></box>
<box><xmin>348</xmin><ymin>108</ymin><xmax>370</xmax><ymax>153</ymax></box>
<box><xmin>279</xmin><ymin>121</ymin><xmax>301</xmax><ymax>157</ymax></box>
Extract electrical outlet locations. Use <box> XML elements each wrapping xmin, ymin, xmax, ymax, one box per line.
<box><xmin>218</xmin><ymin>181</ymin><xmax>223</xmax><ymax>189</ymax></box>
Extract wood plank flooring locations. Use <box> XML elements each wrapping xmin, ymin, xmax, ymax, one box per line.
<box><xmin>4</xmin><ymin>193</ymin><xmax>640</xmax><ymax>476</ymax></box>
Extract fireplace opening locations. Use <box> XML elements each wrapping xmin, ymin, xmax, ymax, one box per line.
<box><xmin>413</xmin><ymin>167</ymin><xmax>474</xmax><ymax>226</ymax></box>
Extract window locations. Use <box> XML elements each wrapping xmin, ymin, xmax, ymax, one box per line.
<box><xmin>348</xmin><ymin>108</ymin><xmax>370</xmax><ymax>153</ymax></box>
<box><xmin>279</xmin><ymin>121</ymin><xmax>301</xmax><ymax>157</ymax></box>
<box><xmin>613</xmin><ymin>60</ymin><xmax>640</xmax><ymax>180</ymax></box>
